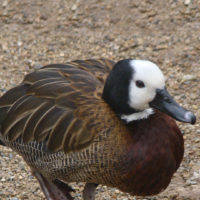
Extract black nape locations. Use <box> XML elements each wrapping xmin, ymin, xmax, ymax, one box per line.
<box><xmin>102</xmin><ymin>59</ymin><xmax>138</xmax><ymax>115</ymax></box>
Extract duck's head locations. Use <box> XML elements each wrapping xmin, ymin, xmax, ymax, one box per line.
<box><xmin>102</xmin><ymin>59</ymin><xmax>196</xmax><ymax>124</ymax></box>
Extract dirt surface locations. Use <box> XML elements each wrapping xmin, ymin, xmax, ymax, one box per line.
<box><xmin>0</xmin><ymin>0</ymin><xmax>200</xmax><ymax>199</ymax></box>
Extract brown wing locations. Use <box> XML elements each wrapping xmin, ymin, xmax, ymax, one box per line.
<box><xmin>0</xmin><ymin>59</ymin><xmax>115</xmax><ymax>153</ymax></box>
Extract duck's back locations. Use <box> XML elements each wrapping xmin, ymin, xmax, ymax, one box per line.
<box><xmin>0</xmin><ymin>59</ymin><xmax>126</xmax><ymax>184</ymax></box>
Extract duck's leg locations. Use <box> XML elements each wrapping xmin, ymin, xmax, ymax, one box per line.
<box><xmin>83</xmin><ymin>183</ymin><xmax>98</xmax><ymax>200</ymax></box>
<box><xmin>32</xmin><ymin>170</ymin><xmax>74</xmax><ymax>200</ymax></box>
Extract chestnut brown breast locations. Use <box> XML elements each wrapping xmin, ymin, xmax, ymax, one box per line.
<box><xmin>114</xmin><ymin>111</ymin><xmax>184</xmax><ymax>195</ymax></box>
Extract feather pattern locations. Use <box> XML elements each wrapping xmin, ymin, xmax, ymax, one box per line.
<box><xmin>0</xmin><ymin>59</ymin><xmax>115</xmax><ymax>153</ymax></box>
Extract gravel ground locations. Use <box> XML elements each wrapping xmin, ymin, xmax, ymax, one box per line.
<box><xmin>0</xmin><ymin>0</ymin><xmax>200</xmax><ymax>199</ymax></box>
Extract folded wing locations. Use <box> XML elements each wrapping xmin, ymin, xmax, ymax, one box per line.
<box><xmin>0</xmin><ymin>59</ymin><xmax>115</xmax><ymax>153</ymax></box>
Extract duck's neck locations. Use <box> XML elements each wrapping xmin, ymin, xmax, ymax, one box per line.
<box><xmin>120</xmin><ymin>108</ymin><xmax>154</xmax><ymax>123</ymax></box>
<box><xmin>102</xmin><ymin>59</ymin><xmax>137</xmax><ymax>115</ymax></box>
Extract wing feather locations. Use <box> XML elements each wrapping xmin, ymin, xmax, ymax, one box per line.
<box><xmin>33</xmin><ymin>106</ymin><xmax>64</xmax><ymax>142</ymax></box>
<box><xmin>24</xmin><ymin>70</ymin><xmax>64</xmax><ymax>84</ymax></box>
<box><xmin>0</xmin><ymin>59</ymin><xmax>116</xmax><ymax>153</ymax></box>
<box><xmin>23</xmin><ymin>101</ymin><xmax>53</xmax><ymax>143</ymax></box>
<box><xmin>2</xmin><ymin>96</ymin><xmax>43</xmax><ymax>136</ymax></box>
<box><xmin>7</xmin><ymin>116</ymin><xmax>29</xmax><ymax>141</ymax></box>
<box><xmin>47</xmin><ymin>111</ymin><xmax>75</xmax><ymax>152</ymax></box>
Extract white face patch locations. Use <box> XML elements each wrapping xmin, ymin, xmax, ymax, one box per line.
<box><xmin>128</xmin><ymin>60</ymin><xmax>165</xmax><ymax>111</ymax></box>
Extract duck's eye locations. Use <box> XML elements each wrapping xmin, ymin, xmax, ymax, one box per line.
<box><xmin>136</xmin><ymin>80</ymin><xmax>145</xmax><ymax>88</ymax></box>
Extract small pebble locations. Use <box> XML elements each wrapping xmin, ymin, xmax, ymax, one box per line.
<box><xmin>11</xmin><ymin>197</ymin><xmax>19</xmax><ymax>200</ymax></box>
<box><xmin>182</xmin><ymin>74</ymin><xmax>197</xmax><ymax>82</ymax></box>
<box><xmin>71</xmin><ymin>4</ymin><xmax>77</xmax><ymax>11</ymax></box>
<box><xmin>184</xmin><ymin>0</ymin><xmax>191</xmax><ymax>6</ymax></box>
